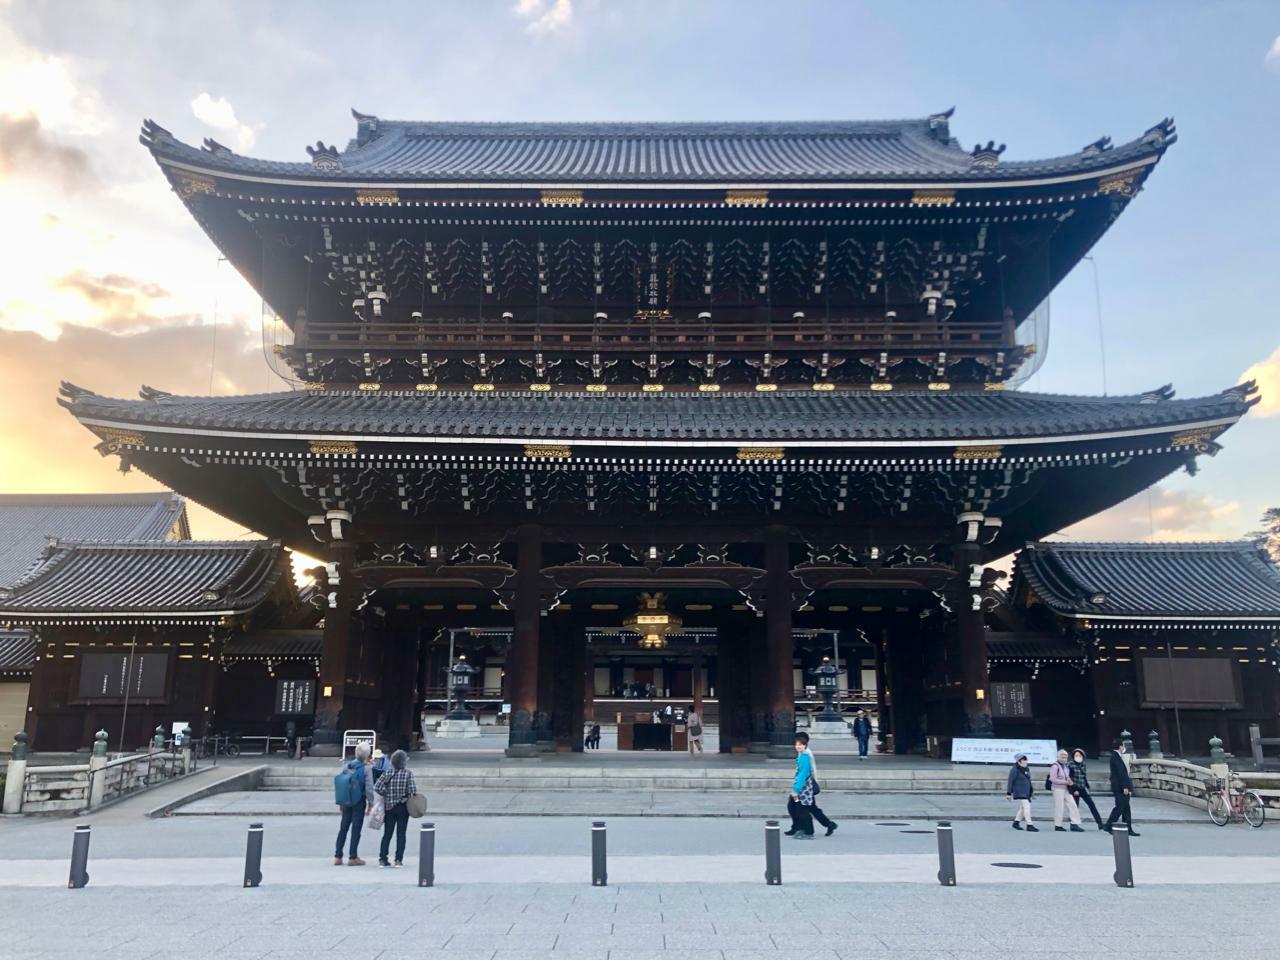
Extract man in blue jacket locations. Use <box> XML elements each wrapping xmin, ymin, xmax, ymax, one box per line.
<box><xmin>1103</xmin><ymin>737</ymin><xmax>1141</xmax><ymax>837</ymax></box>
<box><xmin>853</xmin><ymin>711</ymin><xmax>873</xmax><ymax>759</ymax></box>
<box><xmin>333</xmin><ymin>744</ymin><xmax>375</xmax><ymax>865</ymax></box>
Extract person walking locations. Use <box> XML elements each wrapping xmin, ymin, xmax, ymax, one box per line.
<box><xmin>332</xmin><ymin>744</ymin><xmax>374</xmax><ymax>865</ymax></box>
<box><xmin>374</xmin><ymin>749</ymin><xmax>418</xmax><ymax>867</ymax></box>
<box><xmin>803</xmin><ymin>738</ymin><xmax>838</xmax><ymax>837</ymax></box>
<box><xmin>785</xmin><ymin>732</ymin><xmax>817</xmax><ymax>839</ymax></box>
<box><xmin>1005</xmin><ymin>752</ymin><xmax>1039</xmax><ymax>831</ymax></box>
<box><xmin>853</xmin><ymin>710</ymin><xmax>872</xmax><ymax>759</ymax></box>
<box><xmin>1049</xmin><ymin>749</ymin><xmax>1084</xmax><ymax>832</ymax></box>
<box><xmin>1104</xmin><ymin>737</ymin><xmax>1140</xmax><ymax>837</ymax></box>
<box><xmin>686</xmin><ymin>707</ymin><xmax>704</xmax><ymax>755</ymax></box>
<box><xmin>1068</xmin><ymin>747</ymin><xmax>1104</xmax><ymax>829</ymax></box>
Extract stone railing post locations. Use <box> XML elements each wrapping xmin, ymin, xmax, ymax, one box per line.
<box><xmin>1249</xmin><ymin>723</ymin><xmax>1264</xmax><ymax>768</ymax></box>
<box><xmin>1209</xmin><ymin>735</ymin><xmax>1228</xmax><ymax>780</ymax></box>
<box><xmin>152</xmin><ymin>726</ymin><xmax>167</xmax><ymax>751</ymax></box>
<box><xmin>1147</xmin><ymin>729</ymin><xmax>1163</xmax><ymax>759</ymax></box>
<box><xmin>3</xmin><ymin>732</ymin><xmax>28</xmax><ymax>814</ymax></box>
<box><xmin>87</xmin><ymin>730</ymin><xmax>109</xmax><ymax>810</ymax></box>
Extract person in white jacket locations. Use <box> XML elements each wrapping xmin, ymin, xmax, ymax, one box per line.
<box><xmin>1049</xmin><ymin>748</ymin><xmax>1084</xmax><ymax>832</ymax></box>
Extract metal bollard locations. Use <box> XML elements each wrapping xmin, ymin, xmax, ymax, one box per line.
<box><xmin>764</xmin><ymin>819</ymin><xmax>782</xmax><ymax>885</ymax></box>
<box><xmin>67</xmin><ymin>824</ymin><xmax>91</xmax><ymax>889</ymax></box>
<box><xmin>591</xmin><ymin>820</ymin><xmax>607</xmax><ymax>887</ymax></box>
<box><xmin>1111</xmin><ymin>824</ymin><xmax>1134</xmax><ymax>888</ymax></box>
<box><xmin>419</xmin><ymin>822</ymin><xmax>435</xmax><ymax>887</ymax></box>
<box><xmin>243</xmin><ymin>821</ymin><xmax>263</xmax><ymax>888</ymax></box>
<box><xmin>936</xmin><ymin>820</ymin><xmax>956</xmax><ymax>886</ymax></box>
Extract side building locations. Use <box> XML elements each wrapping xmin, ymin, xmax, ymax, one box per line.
<box><xmin>0</xmin><ymin>494</ymin><xmax>305</xmax><ymax>752</ymax></box>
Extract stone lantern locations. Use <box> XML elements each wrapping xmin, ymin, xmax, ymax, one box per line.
<box><xmin>808</xmin><ymin>658</ymin><xmax>850</xmax><ymax>739</ymax></box>
<box><xmin>446</xmin><ymin>656</ymin><xmax>479</xmax><ymax>721</ymax></box>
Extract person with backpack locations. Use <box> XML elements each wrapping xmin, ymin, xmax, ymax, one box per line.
<box><xmin>686</xmin><ymin>707</ymin><xmax>704</xmax><ymax>754</ymax></box>
<box><xmin>374</xmin><ymin>749</ymin><xmax>419</xmax><ymax>867</ymax></box>
<box><xmin>1005</xmin><ymin>752</ymin><xmax>1038</xmax><ymax>832</ymax></box>
<box><xmin>332</xmin><ymin>744</ymin><xmax>374</xmax><ymax>865</ymax></box>
<box><xmin>1048</xmin><ymin>748</ymin><xmax>1084</xmax><ymax>832</ymax></box>
<box><xmin>1068</xmin><ymin>747</ymin><xmax>1104</xmax><ymax>829</ymax></box>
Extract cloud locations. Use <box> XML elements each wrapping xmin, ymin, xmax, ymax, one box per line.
<box><xmin>513</xmin><ymin>0</ymin><xmax>574</xmax><ymax>34</ymax></box>
<box><xmin>0</xmin><ymin>113</ymin><xmax>95</xmax><ymax>190</ymax></box>
<box><xmin>0</xmin><ymin>37</ymin><xmax>105</xmax><ymax>136</ymax></box>
<box><xmin>1239</xmin><ymin>344</ymin><xmax>1280</xmax><ymax>417</ymax></box>
<box><xmin>1054</xmin><ymin>485</ymin><xmax>1242</xmax><ymax>543</ymax></box>
<box><xmin>1267</xmin><ymin>35</ymin><xmax>1280</xmax><ymax>68</ymax></box>
<box><xmin>190</xmin><ymin>93</ymin><xmax>257</xmax><ymax>152</ymax></box>
<box><xmin>0</xmin><ymin>320</ymin><xmax>278</xmax><ymax>539</ymax></box>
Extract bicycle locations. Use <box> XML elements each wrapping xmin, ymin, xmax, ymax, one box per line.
<box><xmin>194</xmin><ymin>734</ymin><xmax>241</xmax><ymax>759</ymax></box>
<box><xmin>1208</xmin><ymin>774</ymin><xmax>1265</xmax><ymax>828</ymax></box>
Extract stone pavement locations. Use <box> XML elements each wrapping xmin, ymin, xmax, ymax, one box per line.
<box><xmin>0</xmin><ymin>881</ymin><xmax>1270</xmax><ymax>960</ymax></box>
<box><xmin>176</xmin><ymin>787</ymin><xmax>1206</xmax><ymax>821</ymax></box>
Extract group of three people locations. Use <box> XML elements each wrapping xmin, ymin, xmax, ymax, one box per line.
<box><xmin>1005</xmin><ymin>737</ymin><xmax>1139</xmax><ymax>835</ymax></box>
<box><xmin>333</xmin><ymin>745</ymin><xmax>421</xmax><ymax>867</ymax></box>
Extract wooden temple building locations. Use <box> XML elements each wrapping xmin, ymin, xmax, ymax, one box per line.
<box><xmin>12</xmin><ymin>108</ymin><xmax>1273</xmax><ymax>757</ymax></box>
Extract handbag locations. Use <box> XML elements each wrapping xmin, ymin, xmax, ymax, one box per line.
<box><xmin>365</xmin><ymin>795</ymin><xmax>385</xmax><ymax>831</ymax></box>
<box><xmin>811</xmin><ymin>775</ymin><xmax>821</xmax><ymax>796</ymax></box>
<box><xmin>405</xmin><ymin>792</ymin><xmax>428</xmax><ymax>818</ymax></box>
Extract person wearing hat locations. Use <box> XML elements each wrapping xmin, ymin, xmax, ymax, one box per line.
<box><xmin>371</xmin><ymin>748</ymin><xmax>390</xmax><ymax>784</ymax></box>
<box><xmin>1005</xmin><ymin>753</ymin><xmax>1038</xmax><ymax>831</ymax></box>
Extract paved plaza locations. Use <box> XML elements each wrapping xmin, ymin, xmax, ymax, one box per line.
<box><xmin>2</xmin><ymin>773</ymin><xmax>1279</xmax><ymax>960</ymax></box>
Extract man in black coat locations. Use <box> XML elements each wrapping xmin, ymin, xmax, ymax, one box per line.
<box><xmin>1103</xmin><ymin>737</ymin><xmax>1141</xmax><ymax>837</ymax></box>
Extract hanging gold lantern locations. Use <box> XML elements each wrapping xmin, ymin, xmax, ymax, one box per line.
<box><xmin>623</xmin><ymin>592</ymin><xmax>682</xmax><ymax>649</ymax></box>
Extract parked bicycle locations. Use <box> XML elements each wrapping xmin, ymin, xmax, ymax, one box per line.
<box><xmin>1208</xmin><ymin>774</ymin><xmax>1265</xmax><ymax>827</ymax></box>
<box><xmin>193</xmin><ymin>734</ymin><xmax>240</xmax><ymax>759</ymax></box>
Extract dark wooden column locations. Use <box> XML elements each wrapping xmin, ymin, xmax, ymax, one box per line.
<box><xmin>583</xmin><ymin>641</ymin><xmax>596</xmax><ymax>724</ymax></box>
<box><xmin>692</xmin><ymin>651</ymin><xmax>705</xmax><ymax>715</ymax></box>
<box><xmin>505</xmin><ymin>525</ymin><xmax>543</xmax><ymax>757</ymax></box>
<box><xmin>553</xmin><ymin>626</ymin><xmax>586</xmax><ymax>752</ymax></box>
<box><xmin>535</xmin><ymin>619</ymin><xmax>557</xmax><ymax>751</ymax></box>
<box><xmin>953</xmin><ymin>542</ymin><xmax>993</xmax><ymax>737</ymax></box>
<box><xmin>873</xmin><ymin>632</ymin><xmax>889</xmax><ymax>751</ymax></box>
<box><xmin>765</xmin><ymin>529</ymin><xmax>796</xmax><ymax>758</ymax></box>
<box><xmin>313</xmin><ymin>539</ymin><xmax>357</xmax><ymax>756</ymax></box>
<box><xmin>747</xmin><ymin>616</ymin><xmax>770</xmax><ymax>752</ymax></box>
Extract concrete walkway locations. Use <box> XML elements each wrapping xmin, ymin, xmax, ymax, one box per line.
<box><xmin>176</xmin><ymin>787</ymin><xmax>1206</xmax><ymax>821</ymax></box>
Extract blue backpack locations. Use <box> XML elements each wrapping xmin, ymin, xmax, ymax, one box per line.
<box><xmin>333</xmin><ymin>760</ymin><xmax>365</xmax><ymax>806</ymax></box>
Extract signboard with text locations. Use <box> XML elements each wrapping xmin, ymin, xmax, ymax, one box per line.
<box><xmin>78</xmin><ymin>652</ymin><xmax>168</xmax><ymax>700</ymax></box>
<box><xmin>273</xmin><ymin>679</ymin><xmax>315</xmax><ymax>715</ymax></box>
<box><xmin>991</xmin><ymin>682</ymin><xmax>1032</xmax><ymax>718</ymax></box>
<box><xmin>951</xmin><ymin>737</ymin><xmax>1058</xmax><ymax>765</ymax></box>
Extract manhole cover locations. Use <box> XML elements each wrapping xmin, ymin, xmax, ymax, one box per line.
<box><xmin>900</xmin><ymin>830</ymin><xmax>933</xmax><ymax>834</ymax></box>
<box><xmin>990</xmin><ymin>862</ymin><xmax>1043</xmax><ymax>869</ymax></box>
<box><xmin>875</xmin><ymin>822</ymin><xmax>910</xmax><ymax>826</ymax></box>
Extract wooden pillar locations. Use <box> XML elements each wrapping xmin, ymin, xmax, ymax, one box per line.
<box><xmin>765</xmin><ymin>529</ymin><xmax>796</xmax><ymax>758</ymax></box>
<box><xmin>716</xmin><ymin>633</ymin><xmax>750</xmax><ymax>752</ymax></box>
<box><xmin>692</xmin><ymin>651</ymin><xmax>705</xmax><ymax>715</ymax></box>
<box><xmin>583</xmin><ymin>641</ymin><xmax>596</xmax><ymax>725</ymax></box>
<box><xmin>313</xmin><ymin>540</ymin><xmax>356</xmax><ymax>756</ymax></box>
<box><xmin>874</xmin><ymin>632</ymin><xmax>889</xmax><ymax>751</ymax></box>
<box><xmin>954</xmin><ymin>542</ymin><xmax>993</xmax><ymax>737</ymax></box>
<box><xmin>505</xmin><ymin>525</ymin><xmax>542</xmax><ymax>757</ymax></box>
<box><xmin>747</xmin><ymin>616</ymin><xmax>770</xmax><ymax>752</ymax></box>
<box><xmin>552</xmin><ymin>624</ymin><xmax>586</xmax><ymax>751</ymax></box>
<box><xmin>536</xmin><ymin>620</ymin><xmax>557</xmax><ymax>750</ymax></box>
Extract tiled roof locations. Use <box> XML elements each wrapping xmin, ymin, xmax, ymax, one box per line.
<box><xmin>1015</xmin><ymin>541</ymin><xmax>1280</xmax><ymax>621</ymax></box>
<box><xmin>141</xmin><ymin>113</ymin><xmax>1175</xmax><ymax>186</ymax></box>
<box><xmin>0</xmin><ymin>629</ymin><xmax>35</xmax><ymax>673</ymax></box>
<box><xmin>223</xmin><ymin>630</ymin><xmax>321</xmax><ymax>660</ymax></box>
<box><xmin>987</xmin><ymin>632</ymin><xmax>1087</xmax><ymax>661</ymax></box>
<box><xmin>0</xmin><ymin>493</ymin><xmax>188</xmax><ymax>588</ymax></box>
<box><xmin>61</xmin><ymin>384</ymin><xmax>1254</xmax><ymax>446</ymax></box>
<box><xmin>0</xmin><ymin>540</ymin><xmax>288</xmax><ymax>622</ymax></box>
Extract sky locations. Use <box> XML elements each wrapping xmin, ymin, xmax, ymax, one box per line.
<box><xmin>0</xmin><ymin>0</ymin><xmax>1277</xmax><ymax>551</ymax></box>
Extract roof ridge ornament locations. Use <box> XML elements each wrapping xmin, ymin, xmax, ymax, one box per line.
<box><xmin>202</xmin><ymin>137</ymin><xmax>233</xmax><ymax>157</ymax></box>
<box><xmin>139</xmin><ymin>385</ymin><xmax>173</xmax><ymax>402</ymax></box>
<box><xmin>306</xmin><ymin>141</ymin><xmax>341</xmax><ymax>171</ymax></box>
<box><xmin>1221</xmin><ymin>379</ymin><xmax>1260</xmax><ymax>406</ymax></box>
<box><xmin>969</xmin><ymin>140</ymin><xmax>1006</xmax><ymax>169</ymax></box>
<box><xmin>1080</xmin><ymin>135</ymin><xmax>1112</xmax><ymax>158</ymax></box>
<box><xmin>1142</xmin><ymin>117</ymin><xmax>1176</xmax><ymax>147</ymax></box>
<box><xmin>352</xmin><ymin>108</ymin><xmax>381</xmax><ymax>146</ymax></box>
<box><xmin>927</xmin><ymin>106</ymin><xmax>955</xmax><ymax>141</ymax></box>
<box><xmin>138</xmin><ymin>118</ymin><xmax>173</xmax><ymax>148</ymax></box>
<box><xmin>1139</xmin><ymin>384</ymin><xmax>1174</xmax><ymax>404</ymax></box>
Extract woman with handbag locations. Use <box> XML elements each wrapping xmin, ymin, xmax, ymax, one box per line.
<box><xmin>374</xmin><ymin>749</ymin><xmax>419</xmax><ymax>867</ymax></box>
<box><xmin>804</xmin><ymin>739</ymin><xmax>838</xmax><ymax>837</ymax></box>
<box><xmin>785</xmin><ymin>732</ymin><xmax>817</xmax><ymax>839</ymax></box>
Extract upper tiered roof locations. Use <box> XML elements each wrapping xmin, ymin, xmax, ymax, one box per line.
<box><xmin>1015</xmin><ymin>540</ymin><xmax>1280</xmax><ymax>622</ymax></box>
<box><xmin>142</xmin><ymin>110</ymin><xmax>1175</xmax><ymax>188</ymax></box>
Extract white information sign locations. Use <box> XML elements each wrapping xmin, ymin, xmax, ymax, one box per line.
<box><xmin>951</xmin><ymin>737</ymin><xmax>1058</xmax><ymax>765</ymax></box>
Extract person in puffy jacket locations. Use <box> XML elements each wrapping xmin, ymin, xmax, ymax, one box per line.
<box><xmin>1068</xmin><ymin>747</ymin><xmax>1104</xmax><ymax>829</ymax></box>
<box><xmin>1049</xmin><ymin>748</ymin><xmax>1084</xmax><ymax>832</ymax></box>
<box><xmin>1005</xmin><ymin>753</ymin><xmax>1038</xmax><ymax>832</ymax></box>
